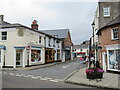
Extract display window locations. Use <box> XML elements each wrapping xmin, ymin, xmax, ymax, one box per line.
<box><xmin>31</xmin><ymin>50</ymin><xmax>41</xmax><ymax>63</ymax></box>
<box><xmin>57</xmin><ymin>50</ymin><xmax>60</xmax><ymax>60</ymax></box>
<box><xmin>108</xmin><ymin>49</ymin><xmax>120</xmax><ymax>71</ymax></box>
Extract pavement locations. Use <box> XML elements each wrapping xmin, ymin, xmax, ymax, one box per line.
<box><xmin>64</xmin><ymin>67</ymin><xmax>120</xmax><ymax>90</ymax></box>
<box><xmin>0</xmin><ymin>61</ymin><xmax>63</xmax><ymax>71</ymax></box>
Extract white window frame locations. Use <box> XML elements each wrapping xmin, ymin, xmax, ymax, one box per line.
<box><xmin>103</xmin><ymin>7</ymin><xmax>110</xmax><ymax>17</ymax></box>
<box><xmin>111</xmin><ymin>27</ymin><xmax>119</xmax><ymax>40</ymax></box>
<box><xmin>1</xmin><ymin>31</ymin><xmax>7</xmax><ymax>41</ymax></box>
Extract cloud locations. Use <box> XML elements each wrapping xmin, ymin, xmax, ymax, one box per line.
<box><xmin>0</xmin><ymin>1</ymin><xmax>98</xmax><ymax>44</ymax></box>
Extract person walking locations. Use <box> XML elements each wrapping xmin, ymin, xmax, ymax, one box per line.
<box><xmin>85</xmin><ymin>56</ymin><xmax>89</xmax><ymax>67</ymax></box>
<box><xmin>79</xmin><ymin>57</ymin><xmax>83</xmax><ymax>64</ymax></box>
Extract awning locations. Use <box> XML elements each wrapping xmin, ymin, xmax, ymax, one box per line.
<box><xmin>14</xmin><ymin>47</ymin><xmax>25</xmax><ymax>49</ymax></box>
<box><xmin>77</xmin><ymin>52</ymin><xmax>86</xmax><ymax>54</ymax></box>
<box><xmin>0</xmin><ymin>45</ymin><xmax>6</xmax><ymax>50</ymax></box>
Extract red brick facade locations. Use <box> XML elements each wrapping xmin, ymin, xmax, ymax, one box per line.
<box><xmin>98</xmin><ymin>24</ymin><xmax>120</xmax><ymax>69</ymax></box>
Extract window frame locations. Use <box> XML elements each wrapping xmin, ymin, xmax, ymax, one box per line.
<box><xmin>111</xmin><ymin>27</ymin><xmax>119</xmax><ymax>40</ymax></box>
<box><xmin>1</xmin><ymin>31</ymin><xmax>7</xmax><ymax>41</ymax></box>
<box><xmin>103</xmin><ymin>7</ymin><xmax>110</xmax><ymax>17</ymax></box>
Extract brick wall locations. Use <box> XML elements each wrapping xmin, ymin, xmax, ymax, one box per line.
<box><xmin>98</xmin><ymin>24</ymin><xmax>120</xmax><ymax>68</ymax></box>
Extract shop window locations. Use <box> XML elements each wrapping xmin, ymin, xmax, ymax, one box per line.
<box><xmin>112</xmin><ymin>28</ymin><xmax>119</xmax><ymax>40</ymax></box>
<box><xmin>108</xmin><ymin>49</ymin><xmax>120</xmax><ymax>70</ymax></box>
<box><xmin>57</xmin><ymin>50</ymin><xmax>60</xmax><ymax>60</ymax></box>
<box><xmin>31</xmin><ymin>50</ymin><xmax>41</xmax><ymax>63</ymax></box>
<box><xmin>103</xmin><ymin>7</ymin><xmax>110</xmax><ymax>17</ymax></box>
<box><xmin>2</xmin><ymin>32</ymin><xmax>7</xmax><ymax>40</ymax></box>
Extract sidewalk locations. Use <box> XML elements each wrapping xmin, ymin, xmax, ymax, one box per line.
<box><xmin>65</xmin><ymin>67</ymin><xmax>120</xmax><ymax>89</ymax></box>
<box><xmin>0</xmin><ymin>62</ymin><xmax>62</xmax><ymax>71</ymax></box>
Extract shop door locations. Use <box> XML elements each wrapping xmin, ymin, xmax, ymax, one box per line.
<box><xmin>16</xmin><ymin>50</ymin><xmax>22</xmax><ymax>66</ymax></box>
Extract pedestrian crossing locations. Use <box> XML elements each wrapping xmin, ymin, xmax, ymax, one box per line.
<box><xmin>2</xmin><ymin>71</ymin><xmax>63</xmax><ymax>83</ymax></box>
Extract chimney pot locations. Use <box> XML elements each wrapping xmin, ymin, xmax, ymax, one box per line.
<box><xmin>31</xmin><ymin>20</ymin><xmax>39</xmax><ymax>30</ymax></box>
<box><xmin>0</xmin><ymin>15</ymin><xmax>4</xmax><ymax>22</ymax></box>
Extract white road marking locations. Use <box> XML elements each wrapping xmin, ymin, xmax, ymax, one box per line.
<box><xmin>62</xmin><ymin>65</ymin><xmax>70</xmax><ymax>68</ymax></box>
<box><xmin>31</xmin><ymin>76</ymin><xmax>39</xmax><ymax>79</ymax></box>
<box><xmin>9</xmin><ymin>73</ymin><xmax>15</xmax><ymax>75</ymax></box>
<box><xmin>49</xmin><ymin>79</ymin><xmax>59</xmax><ymax>82</ymax></box>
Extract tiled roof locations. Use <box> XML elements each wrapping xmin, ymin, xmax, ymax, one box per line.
<box><xmin>40</xmin><ymin>29</ymin><xmax>69</xmax><ymax>39</ymax></box>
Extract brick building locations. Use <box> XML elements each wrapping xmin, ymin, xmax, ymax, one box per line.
<box><xmin>97</xmin><ymin>15</ymin><xmax>120</xmax><ymax>72</ymax></box>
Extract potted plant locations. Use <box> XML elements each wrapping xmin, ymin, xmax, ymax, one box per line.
<box><xmin>85</xmin><ymin>67</ymin><xmax>104</xmax><ymax>80</ymax></box>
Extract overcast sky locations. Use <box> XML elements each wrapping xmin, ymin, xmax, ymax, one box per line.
<box><xmin>0</xmin><ymin>0</ymin><xmax>98</xmax><ymax>44</ymax></box>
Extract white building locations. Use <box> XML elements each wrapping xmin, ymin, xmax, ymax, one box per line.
<box><xmin>0</xmin><ymin>15</ymin><xmax>62</xmax><ymax>68</ymax></box>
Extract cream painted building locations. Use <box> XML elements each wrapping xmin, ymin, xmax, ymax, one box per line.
<box><xmin>0</xmin><ymin>15</ymin><xmax>62</xmax><ymax>68</ymax></box>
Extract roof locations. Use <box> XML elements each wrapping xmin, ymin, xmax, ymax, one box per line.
<box><xmin>40</xmin><ymin>29</ymin><xmax>69</xmax><ymax>39</ymax></box>
<box><xmin>0</xmin><ymin>21</ymin><xmax>60</xmax><ymax>40</ymax></box>
<box><xmin>97</xmin><ymin>14</ymin><xmax>120</xmax><ymax>35</ymax></box>
<box><xmin>73</xmin><ymin>45</ymin><xmax>89</xmax><ymax>49</ymax></box>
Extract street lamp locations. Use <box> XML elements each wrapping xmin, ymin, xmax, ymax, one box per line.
<box><xmin>91</xmin><ymin>22</ymin><xmax>95</xmax><ymax>46</ymax></box>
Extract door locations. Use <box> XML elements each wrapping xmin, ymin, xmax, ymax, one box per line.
<box><xmin>16</xmin><ymin>50</ymin><xmax>22</xmax><ymax>66</ymax></box>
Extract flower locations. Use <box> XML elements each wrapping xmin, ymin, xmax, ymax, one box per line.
<box><xmin>85</xmin><ymin>67</ymin><xmax>104</xmax><ymax>75</ymax></box>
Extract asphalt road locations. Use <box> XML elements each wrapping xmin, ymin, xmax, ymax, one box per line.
<box><xmin>4</xmin><ymin>60</ymin><xmax>85</xmax><ymax>80</ymax></box>
<box><xmin>2</xmin><ymin>74</ymin><xmax>93</xmax><ymax>88</ymax></box>
<box><xmin>2</xmin><ymin>60</ymin><xmax>106</xmax><ymax>89</ymax></box>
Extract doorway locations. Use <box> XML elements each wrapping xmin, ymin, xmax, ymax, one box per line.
<box><xmin>16</xmin><ymin>49</ymin><xmax>23</xmax><ymax>67</ymax></box>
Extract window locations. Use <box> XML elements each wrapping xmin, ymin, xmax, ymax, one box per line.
<box><xmin>48</xmin><ymin>38</ymin><xmax>51</xmax><ymax>46</ymax></box>
<box><xmin>2</xmin><ymin>32</ymin><xmax>7</xmax><ymax>40</ymax></box>
<box><xmin>53</xmin><ymin>39</ymin><xmax>55</xmax><ymax>47</ymax></box>
<box><xmin>39</xmin><ymin>36</ymin><xmax>41</xmax><ymax>43</ymax></box>
<box><xmin>112</xmin><ymin>28</ymin><xmax>119</xmax><ymax>40</ymax></box>
<box><xmin>103</xmin><ymin>7</ymin><xmax>110</xmax><ymax>17</ymax></box>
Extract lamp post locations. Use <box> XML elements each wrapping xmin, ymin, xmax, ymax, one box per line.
<box><xmin>91</xmin><ymin>22</ymin><xmax>95</xmax><ymax>46</ymax></box>
<box><xmin>89</xmin><ymin>37</ymin><xmax>92</xmax><ymax>68</ymax></box>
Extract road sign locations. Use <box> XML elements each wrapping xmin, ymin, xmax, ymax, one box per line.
<box><xmin>26</xmin><ymin>46</ymin><xmax>31</xmax><ymax>53</ymax></box>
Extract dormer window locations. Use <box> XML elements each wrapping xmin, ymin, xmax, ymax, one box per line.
<box><xmin>103</xmin><ymin>7</ymin><xmax>110</xmax><ymax>17</ymax></box>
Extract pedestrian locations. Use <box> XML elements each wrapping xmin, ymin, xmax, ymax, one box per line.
<box><xmin>85</xmin><ymin>56</ymin><xmax>89</xmax><ymax>67</ymax></box>
<box><xmin>90</xmin><ymin>56</ymin><xmax>95</xmax><ymax>67</ymax></box>
<box><xmin>79</xmin><ymin>57</ymin><xmax>83</xmax><ymax>64</ymax></box>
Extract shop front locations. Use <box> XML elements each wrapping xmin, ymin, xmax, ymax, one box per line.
<box><xmin>30</xmin><ymin>46</ymin><xmax>43</xmax><ymax>65</ymax></box>
<box><xmin>45</xmin><ymin>48</ymin><xmax>54</xmax><ymax>63</ymax></box>
<box><xmin>106</xmin><ymin>44</ymin><xmax>120</xmax><ymax>72</ymax></box>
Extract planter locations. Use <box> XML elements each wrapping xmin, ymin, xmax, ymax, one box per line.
<box><xmin>86</xmin><ymin>73</ymin><xmax>103</xmax><ymax>79</ymax></box>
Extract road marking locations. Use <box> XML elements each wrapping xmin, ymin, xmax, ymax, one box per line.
<box><xmin>62</xmin><ymin>65</ymin><xmax>70</xmax><ymax>68</ymax></box>
<box><xmin>40</xmin><ymin>77</ymin><xmax>48</xmax><ymax>81</ymax></box>
<box><xmin>49</xmin><ymin>79</ymin><xmax>59</xmax><ymax>82</ymax></box>
<box><xmin>31</xmin><ymin>76</ymin><xmax>39</xmax><ymax>79</ymax></box>
<box><xmin>16</xmin><ymin>74</ymin><xmax>22</xmax><ymax>77</ymax></box>
<box><xmin>9</xmin><ymin>73</ymin><xmax>15</xmax><ymax>75</ymax></box>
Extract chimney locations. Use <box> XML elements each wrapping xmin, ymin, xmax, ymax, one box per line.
<box><xmin>31</xmin><ymin>20</ymin><xmax>38</xmax><ymax>30</ymax></box>
<box><xmin>0</xmin><ymin>15</ymin><xmax>4</xmax><ymax>22</ymax></box>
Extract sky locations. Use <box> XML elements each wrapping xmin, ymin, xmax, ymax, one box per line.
<box><xmin>0</xmin><ymin>0</ymin><xmax>98</xmax><ymax>45</ymax></box>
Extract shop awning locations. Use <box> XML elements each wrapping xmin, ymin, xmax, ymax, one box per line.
<box><xmin>0</xmin><ymin>45</ymin><xmax>6</xmax><ymax>50</ymax></box>
<box><xmin>14</xmin><ymin>47</ymin><xmax>25</xmax><ymax>49</ymax></box>
<box><xmin>77</xmin><ymin>52</ymin><xmax>86</xmax><ymax>54</ymax></box>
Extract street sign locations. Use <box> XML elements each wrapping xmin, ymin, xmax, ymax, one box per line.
<box><xmin>26</xmin><ymin>46</ymin><xmax>31</xmax><ymax>53</ymax></box>
<box><xmin>90</xmin><ymin>46</ymin><xmax>102</xmax><ymax>49</ymax></box>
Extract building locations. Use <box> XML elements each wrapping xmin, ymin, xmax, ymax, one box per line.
<box><xmin>91</xmin><ymin>0</ymin><xmax>120</xmax><ymax>66</ymax></box>
<box><xmin>72</xmin><ymin>45</ymin><xmax>89</xmax><ymax>58</ymax></box>
<box><xmin>0</xmin><ymin>15</ymin><xmax>62</xmax><ymax>68</ymax></box>
<box><xmin>41</xmin><ymin>29</ymin><xmax>73</xmax><ymax>62</ymax></box>
<box><xmin>97</xmin><ymin>15</ymin><xmax>120</xmax><ymax>72</ymax></box>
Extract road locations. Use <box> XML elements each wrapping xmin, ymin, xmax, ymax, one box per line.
<box><xmin>2</xmin><ymin>59</ymin><xmax>105</xmax><ymax>89</ymax></box>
